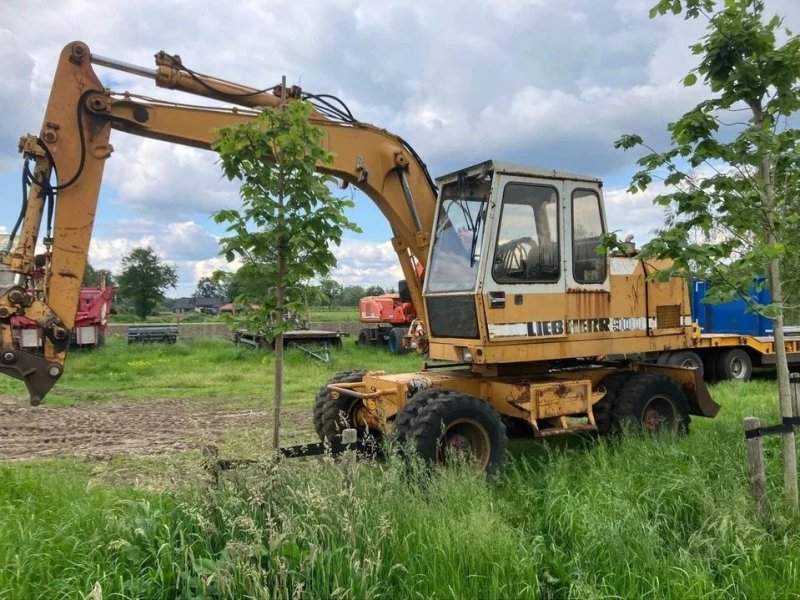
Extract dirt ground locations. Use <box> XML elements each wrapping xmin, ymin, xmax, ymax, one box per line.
<box><xmin>0</xmin><ymin>397</ymin><xmax>310</xmax><ymax>461</ymax></box>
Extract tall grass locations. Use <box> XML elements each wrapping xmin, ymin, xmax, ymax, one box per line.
<box><xmin>2</xmin><ymin>345</ymin><xmax>800</xmax><ymax>598</ymax></box>
<box><xmin>3</xmin><ymin>379</ymin><xmax>800</xmax><ymax>599</ymax></box>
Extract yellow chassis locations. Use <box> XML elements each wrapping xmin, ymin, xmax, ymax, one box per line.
<box><xmin>328</xmin><ymin>363</ymin><xmax>719</xmax><ymax>437</ymax></box>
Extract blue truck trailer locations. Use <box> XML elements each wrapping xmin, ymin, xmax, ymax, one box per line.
<box><xmin>654</xmin><ymin>280</ymin><xmax>800</xmax><ymax>382</ymax></box>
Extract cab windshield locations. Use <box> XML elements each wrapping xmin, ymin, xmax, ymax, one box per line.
<box><xmin>427</xmin><ymin>176</ymin><xmax>489</xmax><ymax>293</ymax></box>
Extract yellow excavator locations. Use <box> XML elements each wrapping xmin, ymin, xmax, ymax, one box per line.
<box><xmin>1</xmin><ymin>41</ymin><xmax>718</xmax><ymax>473</ymax></box>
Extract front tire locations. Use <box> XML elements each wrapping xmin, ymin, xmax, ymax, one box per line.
<box><xmin>409</xmin><ymin>391</ymin><xmax>507</xmax><ymax>475</ymax></box>
<box><xmin>611</xmin><ymin>373</ymin><xmax>690</xmax><ymax>435</ymax></box>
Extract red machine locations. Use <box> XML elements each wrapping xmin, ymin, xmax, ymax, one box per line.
<box><xmin>12</xmin><ymin>286</ymin><xmax>114</xmax><ymax>350</ymax></box>
<box><xmin>358</xmin><ymin>293</ymin><xmax>416</xmax><ymax>353</ymax></box>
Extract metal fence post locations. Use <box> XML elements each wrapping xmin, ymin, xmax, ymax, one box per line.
<box><xmin>791</xmin><ymin>373</ymin><xmax>800</xmax><ymax>419</ymax></box>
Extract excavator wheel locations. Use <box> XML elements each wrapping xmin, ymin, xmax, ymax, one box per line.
<box><xmin>610</xmin><ymin>373</ymin><xmax>690</xmax><ymax>435</ymax></box>
<box><xmin>408</xmin><ymin>391</ymin><xmax>507</xmax><ymax>475</ymax></box>
<box><xmin>313</xmin><ymin>370</ymin><xmax>367</xmax><ymax>441</ymax></box>
<box><xmin>594</xmin><ymin>372</ymin><xmax>633</xmax><ymax>436</ymax></box>
<box><xmin>391</xmin><ymin>387</ymin><xmax>450</xmax><ymax>446</ymax></box>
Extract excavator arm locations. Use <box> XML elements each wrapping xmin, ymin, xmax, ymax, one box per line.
<box><xmin>0</xmin><ymin>41</ymin><xmax>437</xmax><ymax>404</ymax></box>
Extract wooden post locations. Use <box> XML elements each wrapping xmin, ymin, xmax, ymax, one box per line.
<box><xmin>744</xmin><ymin>417</ymin><xmax>769</xmax><ymax>520</ymax></box>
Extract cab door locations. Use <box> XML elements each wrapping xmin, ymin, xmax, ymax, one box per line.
<box><xmin>563</xmin><ymin>181</ymin><xmax>611</xmax><ymax>334</ymax></box>
<box><xmin>481</xmin><ymin>176</ymin><xmax>567</xmax><ymax>343</ymax></box>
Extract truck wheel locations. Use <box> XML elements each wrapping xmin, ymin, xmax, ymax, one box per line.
<box><xmin>409</xmin><ymin>391</ymin><xmax>507</xmax><ymax>475</ymax></box>
<box><xmin>716</xmin><ymin>348</ymin><xmax>752</xmax><ymax>381</ymax></box>
<box><xmin>392</xmin><ymin>388</ymin><xmax>448</xmax><ymax>445</ymax></box>
<box><xmin>666</xmin><ymin>351</ymin><xmax>704</xmax><ymax>379</ymax></box>
<box><xmin>388</xmin><ymin>327</ymin><xmax>407</xmax><ymax>354</ymax></box>
<box><xmin>313</xmin><ymin>370</ymin><xmax>367</xmax><ymax>440</ymax></box>
<box><xmin>357</xmin><ymin>330</ymin><xmax>369</xmax><ymax>346</ymax></box>
<box><xmin>594</xmin><ymin>372</ymin><xmax>633</xmax><ymax>436</ymax></box>
<box><xmin>611</xmin><ymin>373</ymin><xmax>690</xmax><ymax>435</ymax></box>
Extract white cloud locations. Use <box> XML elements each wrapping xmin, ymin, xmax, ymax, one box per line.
<box><xmin>1</xmin><ymin>0</ymin><xmax>799</xmax><ymax>295</ymax></box>
<box><xmin>330</xmin><ymin>239</ymin><xmax>404</xmax><ymax>288</ymax></box>
<box><xmin>104</xmin><ymin>139</ymin><xmax>239</xmax><ymax>219</ymax></box>
<box><xmin>0</xmin><ymin>30</ymin><xmax>37</xmax><ymax>168</ymax></box>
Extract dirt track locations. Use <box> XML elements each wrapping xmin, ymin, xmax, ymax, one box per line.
<box><xmin>0</xmin><ymin>398</ymin><xmax>280</xmax><ymax>461</ymax></box>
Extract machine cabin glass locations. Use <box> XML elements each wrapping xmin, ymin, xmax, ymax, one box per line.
<box><xmin>571</xmin><ymin>189</ymin><xmax>607</xmax><ymax>285</ymax></box>
<box><xmin>427</xmin><ymin>176</ymin><xmax>489</xmax><ymax>294</ymax></box>
<box><xmin>492</xmin><ymin>184</ymin><xmax>559</xmax><ymax>284</ymax></box>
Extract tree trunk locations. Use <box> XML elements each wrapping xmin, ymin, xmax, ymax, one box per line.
<box><xmin>273</xmin><ymin>249</ymin><xmax>286</xmax><ymax>451</ymax></box>
<box><xmin>754</xmin><ymin>98</ymin><xmax>799</xmax><ymax>512</ymax></box>
<box><xmin>768</xmin><ymin>258</ymin><xmax>798</xmax><ymax>512</ymax></box>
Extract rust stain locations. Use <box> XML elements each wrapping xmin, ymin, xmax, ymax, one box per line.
<box><xmin>508</xmin><ymin>384</ymin><xmax>530</xmax><ymax>406</ymax></box>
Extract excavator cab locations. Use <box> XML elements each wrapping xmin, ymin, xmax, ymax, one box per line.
<box><xmin>424</xmin><ymin>160</ymin><xmax>614</xmax><ymax>367</ymax></box>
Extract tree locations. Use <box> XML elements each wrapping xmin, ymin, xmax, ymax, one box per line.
<box><xmin>338</xmin><ymin>285</ymin><xmax>367</xmax><ymax>307</ymax></box>
<box><xmin>364</xmin><ymin>284</ymin><xmax>385</xmax><ymax>297</ymax></box>
<box><xmin>615</xmin><ymin>0</ymin><xmax>800</xmax><ymax>510</ymax></box>
<box><xmin>193</xmin><ymin>276</ymin><xmax>224</xmax><ymax>299</ymax></box>
<box><xmin>117</xmin><ymin>247</ymin><xmax>178</xmax><ymax>319</ymax></box>
<box><xmin>82</xmin><ymin>263</ymin><xmax>115</xmax><ymax>288</ymax></box>
<box><xmin>318</xmin><ymin>278</ymin><xmax>343</xmax><ymax>308</ymax></box>
<box><xmin>213</xmin><ymin>100</ymin><xmax>360</xmax><ymax>449</ymax></box>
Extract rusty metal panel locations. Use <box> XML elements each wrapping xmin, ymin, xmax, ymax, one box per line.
<box><xmin>533</xmin><ymin>380</ymin><xmax>590</xmax><ymax>419</ymax></box>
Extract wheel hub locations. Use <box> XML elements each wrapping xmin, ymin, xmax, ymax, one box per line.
<box><xmin>437</xmin><ymin>418</ymin><xmax>491</xmax><ymax>470</ymax></box>
<box><xmin>641</xmin><ymin>396</ymin><xmax>677</xmax><ymax>433</ymax></box>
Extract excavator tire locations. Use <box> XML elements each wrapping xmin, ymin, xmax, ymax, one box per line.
<box><xmin>313</xmin><ymin>370</ymin><xmax>367</xmax><ymax>441</ymax></box>
<box><xmin>392</xmin><ymin>388</ymin><xmax>450</xmax><ymax>446</ymax></box>
<box><xmin>409</xmin><ymin>391</ymin><xmax>507</xmax><ymax>475</ymax></box>
<box><xmin>610</xmin><ymin>373</ymin><xmax>690</xmax><ymax>435</ymax></box>
<box><xmin>594</xmin><ymin>372</ymin><xmax>633</xmax><ymax>436</ymax></box>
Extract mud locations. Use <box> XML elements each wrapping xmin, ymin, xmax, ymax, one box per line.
<box><xmin>0</xmin><ymin>398</ymin><xmax>297</xmax><ymax>461</ymax></box>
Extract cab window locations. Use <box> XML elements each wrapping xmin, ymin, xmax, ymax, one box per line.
<box><xmin>572</xmin><ymin>189</ymin><xmax>606</xmax><ymax>284</ymax></box>
<box><xmin>492</xmin><ymin>184</ymin><xmax>559</xmax><ymax>283</ymax></box>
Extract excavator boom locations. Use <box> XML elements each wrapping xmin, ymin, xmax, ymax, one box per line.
<box><xmin>0</xmin><ymin>41</ymin><xmax>437</xmax><ymax>404</ymax></box>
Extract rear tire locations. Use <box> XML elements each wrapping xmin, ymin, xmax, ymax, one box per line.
<box><xmin>611</xmin><ymin>373</ymin><xmax>690</xmax><ymax>435</ymax></box>
<box><xmin>716</xmin><ymin>348</ymin><xmax>752</xmax><ymax>381</ymax></box>
<box><xmin>357</xmin><ymin>330</ymin><xmax>369</xmax><ymax>346</ymax></box>
<box><xmin>409</xmin><ymin>392</ymin><xmax>507</xmax><ymax>475</ymax></box>
<box><xmin>594</xmin><ymin>372</ymin><xmax>633</xmax><ymax>436</ymax></box>
<box><xmin>388</xmin><ymin>327</ymin><xmax>407</xmax><ymax>354</ymax></box>
<box><xmin>313</xmin><ymin>370</ymin><xmax>367</xmax><ymax>441</ymax></box>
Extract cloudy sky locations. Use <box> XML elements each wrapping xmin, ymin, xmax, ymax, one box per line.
<box><xmin>1</xmin><ymin>0</ymin><xmax>798</xmax><ymax>297</ymax></box>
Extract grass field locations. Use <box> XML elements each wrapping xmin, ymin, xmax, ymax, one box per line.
<box><xmin>1</xmin><ymin>338</ymin><xmax>800</xmax><ymax>599</ymax></box>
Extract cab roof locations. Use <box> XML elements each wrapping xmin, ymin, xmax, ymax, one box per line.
<box><xmin>435</xmin><ymin>159</ymin><xmax>602</xmax><ymax>186</ymax></box>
